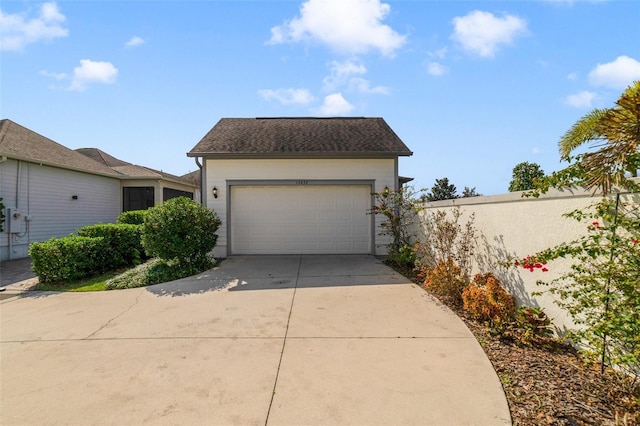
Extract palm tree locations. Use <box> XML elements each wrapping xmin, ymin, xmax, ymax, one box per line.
<box><xmin>558</xmin><ymin>81</ymin><xmax>640</xmax><ymax>194</ymax></box>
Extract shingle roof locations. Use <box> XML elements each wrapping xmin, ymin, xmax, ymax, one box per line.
<box><xmin>0</xmin><ymin>119</ymin><xmax>122</xmax><ymax>178</ymax></box>
<box><xmin>75</xmin><ymin>148</ymin><xmax>130</xmax><ymax>167</ymax></box>
<box><xmin>187</xmin><ymin>117</ymin><xmax>413</xmax><ymax>157</ymax></box>
<box><xmin>75</xmin><ymin>147</ymin><xmax>194</xmax><ymax>185</ymax></box>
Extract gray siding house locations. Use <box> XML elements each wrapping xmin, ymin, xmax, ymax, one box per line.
<box><xmin>0</xmin><ymin>119</ymin><xmax>196</xmax><ymax>261</ymax></box>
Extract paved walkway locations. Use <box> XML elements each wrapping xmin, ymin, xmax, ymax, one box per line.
<box><xmin>0</xmin><ymin>255</ymin><xmax>510</xmax><ymax>425</ymax></box>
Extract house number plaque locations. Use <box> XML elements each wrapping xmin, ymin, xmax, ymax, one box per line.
<box><xmin>296</xmin><ymin>180</ymin><xmax>309</xmax><ymax>185</ymax></box>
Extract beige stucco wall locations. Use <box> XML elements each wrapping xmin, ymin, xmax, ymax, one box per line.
<box><xmin>204</xmin><ymin>158</ymin><xmax>398</xmax><ymax>257</ymax></box>
<box><xmin>419</xmin><ymin>187</ymin><xmax>637</xmax><ymax>333</ymax></box>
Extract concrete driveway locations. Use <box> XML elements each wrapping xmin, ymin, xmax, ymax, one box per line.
<box><xmin>1</xmin><ymin>255</ymin><xmax>510</xmax><ymax>425</ymax></box>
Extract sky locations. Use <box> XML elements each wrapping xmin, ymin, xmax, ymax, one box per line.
<box><xmin>1</xmin><ymin>0</ymin><xmax>639</xmax><ymax>196</ymax></box>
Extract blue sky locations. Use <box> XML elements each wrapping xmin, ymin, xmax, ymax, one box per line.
<box><xmin>2</xmin><ymin>0</ymin><xmax>639</xmax><ymax>195</ymax></box>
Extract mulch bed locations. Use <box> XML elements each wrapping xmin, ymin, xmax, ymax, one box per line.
<box><xmin>392</xmin><ymin>263</ymin><xmax>639</xmax><ymax>425</ymax></box>
<box><xmin>460</xmin><ymin>314</ymin><xmax>639</xmax><ymax>425</ymax></box>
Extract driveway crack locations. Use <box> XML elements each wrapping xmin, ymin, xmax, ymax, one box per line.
<box><xmin>84</xmin><ymin>291</ymin><xmax>142</xmax><ymax>340</ymax></box>
<box><xmin>264</xmin><ymin>254</ymin><xmax>301</xmax><ymax>426</ymax></box>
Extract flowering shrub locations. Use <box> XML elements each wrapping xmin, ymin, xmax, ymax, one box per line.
<box><xmin>514</xmin><ymin>256</ymin><xmax>549</xmax><ymax>272</ymax></box>
<box><xmin>523</xmin><ymin>197</ymin><xmax>640</xmax><ymax>379</ymax></box>
<box><xmin>370</xmin><ymin>186</ymin><xmax>422</xmax><ymax>267</ymax></box>
<box><xmin>462</xmin><ymin>273</ymin><xmax>516</xmax><ymax>327</ymax></box>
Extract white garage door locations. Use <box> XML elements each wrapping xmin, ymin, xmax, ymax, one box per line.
<box><xmin>230</xmin><ymin>185</ymin><xmax>371</xmax><ymax>254</ymax></box>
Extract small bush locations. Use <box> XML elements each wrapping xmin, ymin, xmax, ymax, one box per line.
<box><xmin>462</xmin><ymin>273</ymin><xmax>516</xmax><ymax>326</ymax></box>
<box><xmin>78</xmin><ymin>224</ymin><xmax>145</xmax><ymax>269</ymax></box>
<box><xmin>105</xmin><ymin>257</ymin><xmax>215</xmax><ymax>290</ymax></box>
<box><xmin>142</xmin><ymin>197</ymin><xmax>221</xmax><ymax>268</ymax></box>
<box><xmin>423</xmin><ymin>258</ymin><xmax>467</xmax><ymax>306</ymax></box>
<box><xmin>29</xmin><ymin>236</ymin><xmax>108</xmax><ymax>283</ymax></box>
<box><xmin>117</xmin><ymin>210</ymin><xmax>149</xmax><ymax>225</ymax></box>
<box><xmin>510</xmin><ymin>307</ymin><xmax>554</xmax><ymax>343</ymax></box>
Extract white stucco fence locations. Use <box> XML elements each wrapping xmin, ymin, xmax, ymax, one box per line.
<box><xmin>418</xmin><ymin>186</ymin><xmax>639</xmax><ymax>333</ymax></box>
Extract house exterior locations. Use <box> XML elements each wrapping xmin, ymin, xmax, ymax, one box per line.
<box><xmin>187</xmin><ymin>117</ymin><xmax>413</xmax><ymax>257</ymax></box>
<box><xmin>0</xmin><ymin>120</ymin><xmax>122</xmax><ymax>261</ymax></box>
<box><xmin>0</xmin><ymin>119</ymin><xmax>196</xmax><ymax>261</ymax></box>
<box><xmin>76</xmin><ymin>148</ymin><xmax>198</xmax><ymax>209</ymax></box>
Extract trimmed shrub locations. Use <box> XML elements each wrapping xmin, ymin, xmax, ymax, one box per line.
<box><xmin>142</xmin><ymin>197</ymin><xmax>221</xmax><ymax>268</ymax></box>
<box><xmin>423</xmin><ymin>258</ymin><xmax>467</xmax><ymax>306</ymax></box>
<box><xmin>77</xmin><ymin>224</ymin><xmax>145</xmax><ymax>269</ymax></box>
<box><xmin>29</xmin><ymin>236</ymin><xmax>108</xmax><ymax>283</ymax></box>
<box><xmin>117</xmin><ymin>209</ymin><xmax>149</xmax><ymax>225</ymax></box>
<box><xmin>462</xmin><ymin>273</ymin><xmax>516</xmax><ymax>326</ymax></box>
<box><xmin>105</xmin><ymin>258</ymin><xmax>209</xmax><ymax>290</ymax></box>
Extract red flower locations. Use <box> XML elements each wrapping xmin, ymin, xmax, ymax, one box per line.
<box><xmin>542</xmin><ymin>268</ymin><xmax>549</xmax><ymax>272</ymax></box>
<box><xmin>634</xmin><ymin>239</ymin><xmax>639</xmax><ymax>244</ymax></box>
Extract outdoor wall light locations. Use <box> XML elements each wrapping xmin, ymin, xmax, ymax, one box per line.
<box><xmin>383</xmin><ymin>186</ymin><xmax>390</xmax><ymax>195</ymax></box>
<box><xmin>212</xmin><ymin>186</ymin><xmax>218</xmax><ymax>199</ymax></box>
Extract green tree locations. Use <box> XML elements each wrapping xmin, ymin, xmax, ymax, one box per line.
<box><xmin>424</xmin><ymin>177</ymin><xmax>458</xmax><ymax>201</ymax></box>
<box><xmin>537</xmin><ymin>81</ymin><xmax>640</xmax><ymax>196</ymax></box>
<box><xmin>461</xmin><ymin>186</ymin><xmax>481</xmax><ymax>198</ymax></box>
<box><xmin>508</xmin><ymin>162</ymin><xmax>545</xmax><ymax>192</ymax></box>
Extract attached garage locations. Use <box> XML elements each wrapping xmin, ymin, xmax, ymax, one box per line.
<box><xmin>187</xmin><ymin>117</ymin><xmax>413</xmax><ymax>257</ymax></box>
<box><xmin>230</xmin><ymin>184</ymin><xmax>372</xmax><ymax>254</ymax></box>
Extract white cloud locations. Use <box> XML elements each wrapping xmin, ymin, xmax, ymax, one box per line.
<box><xmin>267</xmin><ymin>0</ymin><xmax>406</xmax><ymax>56</ymax></box>
<box><xmin>451</xmin><ymin>10</ymin><xmax>527</xmax><ymax>58</ymax></box>
<box><xmin>39</xmin><ymin>69</ymin><xmax>68</xmax><ymax>81</ymax></box>
<box><xmin>532</xmin><ymin>147</ymin><xmax>543</xmax><ymax>154</ymax></box>
<box><xmin>428</xmin><ymin>47</ymin><xmax>448</xmax><ymax>59</ymax></box>
<box><xmin>588</xmin><ymin>55</ymin><xmax>640</xmax><ymax>89</ymax></box>
<box><xmin>565</xmin><ymin>90</ymin><xmax>596</xmax><ymax>108</ymax></box>
<box><xmin>125</xmin><ymin>36</ymin><xmax>145</xmax><ymax>48</ymax></box>
<box><xmin>69</xmin><ymin>59</ymin><xmax>118</xmax><ymax>91</ymax></box>
<box><xmin>426</xmin><ymin>61</ymin><xmax>448</xmax><ymax>76</ymax></box>
<box><xmin>316</xmin><ymin>93</ymin><xmax>354</xmax><ymax>116</ymax></box>
<box><xmin>259</xmin><ymin>88</ymin><xmax>316</xmax><ymax>105</ymax></box>
<box><xmin>322</xmin><ymin>59</ymin><xmax>367</xmax><ymax>91</ymax></box>
<box><xmin>0</xmin><ymin>1</ymin><xmax>68</xmax><ymax>51</ymax></box>
<box><xmin>567</xmin><ymin>72</ymin><xmax>577</xmax><ymax>81</ymax></box>
<box><xmin>322</xmin><ymin>58</ymin><xmax>388</xmax><ymax>94</ymax></box>
<box><xmin>348</xmin><ymin>77</ymin><xmax>389</xmax><ymax>94</ymax></box>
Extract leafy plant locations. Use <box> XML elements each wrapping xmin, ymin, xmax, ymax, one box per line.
<box><xmin>529</xmin><ymin>81</ymin><xmax>640</xmax><ymax>197</ymax></box>
<box><xmin>105</xmin><ymin>258</ymin><xmax>205</xmax><ymax>290</ymax></box>
<box><xmin>511</xmin><ymin>307</ymin><xmax>553</xmax><ymax>343</ymax></box>
<box><xmin>523</xmin><ymin>197</ymin><xmax>640</xmax><ymax>378</ymax></box>
<box><xmin>423</xmin><ymin>258</ymin><xmax>466</xmax><ymax>306</ymax></box>
<box><xmin>117</xmin><ymin>209</ymin><xmax>149</xmax><ymax>225</ymax></box>
<box><xmin>142</xmin><ymin>197</ymin><xmax>221</xmax><ymax>269</ymax></box>
<box><xmin>370</xmin><ymin>186</ymin><xmax>422</xmax><ymax>268</ymax></box>
<box><xmin>29</xmin><ymin>236</ymin><xmax>108</xmax><ymax>283</ymax></box>
<box><xmin>414</xmin><ymin>207</ymin><xmax>476</xmax><ymax>283</ymax></box>
<box><xmin>462</xmin><ymin>272</ymin><xmax>516</xmax><ymax>327</ymax></box>
<box><xmin>508</xmin><ymin>161</ymin><xmax>545</xmax><ymax>192</ymax></box>
<box><xmin>77</xmin><ymin>223</ymin><xmax>145</xmax><ymax>269</ymax></box>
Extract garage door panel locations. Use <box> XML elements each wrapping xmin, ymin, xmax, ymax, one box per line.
<box><xmin>230</xmin><ymin>185</ymin><xmax>371</xmax><ymax>254</ymax></box>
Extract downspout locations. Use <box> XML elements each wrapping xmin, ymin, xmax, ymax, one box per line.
<box><xmin>8</xmin><ymin>160</ymin><xmax>22</xmax><ymax>260</ymax></box>
<box><xmin>194</xmin><ymin>157</ymin><xmax>204</xmax><ymax>205</ymax></box>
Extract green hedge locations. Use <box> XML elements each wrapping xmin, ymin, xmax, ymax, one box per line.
<box><xmin>77</xmin><ymin>224</ymin><xmax>145</xmax><ymax>269</ymax></box>
<box><xmin>117</xmin><ymin>210</ymin><xmax>149</xmax><ymax>225</ymax></box>
<box><xmin>29</xmin><ymin>236</ymin><xmax>108</xmax><ymax>283</ymax></box>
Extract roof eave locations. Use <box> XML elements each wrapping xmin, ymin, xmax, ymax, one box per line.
<box><xmin>187</xmin><ymin>151</ymin><xmax>413</xmax><ymax>159</ymax></box>
<box><xmin>0</xmin><ymin>153</ymin><xmax>124</xmax><ymax>179</ymax></box>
